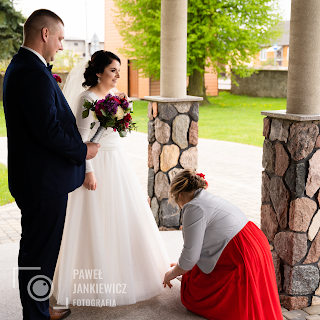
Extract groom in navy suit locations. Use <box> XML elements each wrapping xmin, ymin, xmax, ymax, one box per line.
<box><xmin>3</xmin><ymin>9</ymin><xmax>100</xmax><ymax>320</ymax></box>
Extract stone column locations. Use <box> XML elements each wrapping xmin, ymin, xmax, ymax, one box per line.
<box><xmin>160</xmin><ymin>0</ymin><xmax>187</xmax><ymax>98</ymax></box>
<box><xmin>286</xmin><ymin>0</ymin><xmax>320</xmax><ymax>114</ymax></box>
<box><xmin>145</xmin><ymin>0</ymin><xmax>202</xmax><ymax>229</ymax></box>
<box><xmin>145</xmin><ymin>96</ymin><xmax>202</xmax><ymax>228</ymax></box>
<box><xmin>261</xmin><ymin>114</ymin><xmax>320</xmax><ymax>310</ymax></box>
<box><xmin>261</xmin><ymin>0</ymin><xmax>320</xmax><ymax>311</ymax></box>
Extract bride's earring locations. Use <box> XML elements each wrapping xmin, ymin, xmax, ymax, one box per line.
<box><xmin>97</xmin><ymin>77</ymin><xmax>101</xmax><ymax>84</ymax></box>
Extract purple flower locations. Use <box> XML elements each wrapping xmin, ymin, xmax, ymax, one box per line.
<box><xmin>121</xmin><ymin>99</ymin><xmax>129</xmax><ymax>110</ymax></box>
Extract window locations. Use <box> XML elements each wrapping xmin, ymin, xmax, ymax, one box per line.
<box><xmin>276</xmin><ymin>48</ymin><xmax>283</xmax><ymax>61</ymax></box>
<box><xmin>287</xmin><ymin>47</ymin><xmax>289</xmax><ymax>61</ymax></box>
<box><xmin>74</xmin><ymin>42</ymin><xmax>78</xmax><ymax>46</ymax></box>
<box><xmin>260</xmin><ymin>49</ymin><xmax>267</xmax><ymax>61</ymax></box>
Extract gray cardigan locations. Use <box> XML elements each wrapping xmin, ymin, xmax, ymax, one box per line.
<box><xmin>178</xmin><ymin>188</ymin><xmax>249</xmax><ymax>274</ymax></box>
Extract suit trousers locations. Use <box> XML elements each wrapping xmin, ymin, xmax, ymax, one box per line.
<box><xmin>16</xmin><ymin>195</ymin><xmax>68</xmax><ymax>320</ymax></box>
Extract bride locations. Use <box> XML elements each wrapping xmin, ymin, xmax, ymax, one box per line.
<box><xmin>53</xmin><ymin>50</ymin><xmax>170</xmax><ymax>306</ymax></box>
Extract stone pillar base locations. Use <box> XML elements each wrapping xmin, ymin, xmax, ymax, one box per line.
<box><xmin>145</xmin><ymin>95</ymin><xmax>202</xmax><ymax>228</ymax></box>
<box><xmin>261</xmin><ymin>110</ymin><xmax>320</xmax><ymax>310</ymax></box>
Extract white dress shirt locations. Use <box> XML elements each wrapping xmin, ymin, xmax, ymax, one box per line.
<box><xmin>21</xmin><ymin>45</ymin><xmax>47</xmax><ymax>66</ymax></box>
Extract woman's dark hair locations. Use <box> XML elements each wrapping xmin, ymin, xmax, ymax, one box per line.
<box><xmin>82</xmin><ymin>50</ymin><xmax>121</xmax><ymax>87</ymax></box>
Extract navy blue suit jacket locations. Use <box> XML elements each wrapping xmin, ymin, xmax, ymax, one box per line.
<box><xmin>3</xmin><ymin>47</ymin><xmax>87</xmax><ymax>202</ymax></box>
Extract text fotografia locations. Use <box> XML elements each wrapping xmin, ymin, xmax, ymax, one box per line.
<box><xmin>73</xmin><ymin>299</ymin><xmax>116</xmax><ymax>307</ymax></box>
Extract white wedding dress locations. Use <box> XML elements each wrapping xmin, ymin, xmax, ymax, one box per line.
<box><xmin>52</xmin><ymin>90</ymin><xmax>170</xmax><ymax>306</ymax></box>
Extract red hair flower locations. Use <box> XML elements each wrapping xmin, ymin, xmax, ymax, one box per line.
<box><xmin>53</xmin><ymin>74</ymin><xmax>62</xmax><ymax>83</ymax></box>
<box><xmin>197</xmin><ymin>172</ymin><xmax>209</xmax><ymax>189</ymax></box>
<box><xmin>197</xmin><ymin>173</ymin><xmax>205</xmax><ymax>179</ymax></box>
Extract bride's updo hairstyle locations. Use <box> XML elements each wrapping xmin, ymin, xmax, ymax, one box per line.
<box><xmin>170</xmin><ymin>169</ymin><xmax>207</xmax><ymax>202</ymax></box>
<box><xmin>82</xmin><ymin>50</ymin><xmax>121</xmax><ymax>87</ymax></box>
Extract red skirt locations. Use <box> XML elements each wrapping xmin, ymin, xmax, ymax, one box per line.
<box><xmin>181</xmin><ymin>221</ymin><xmax>282</xmax><ymax>320</ymax></box>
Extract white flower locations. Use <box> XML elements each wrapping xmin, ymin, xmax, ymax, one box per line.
<box><xmin>115</xmin><ymin>106</ymin><xmax>124</xmax><ymax>120</ymax></box>
<box><xmin>92</xmin><ymin>111</ymin><xmax>98</xmax><ymax>121</ymax></box>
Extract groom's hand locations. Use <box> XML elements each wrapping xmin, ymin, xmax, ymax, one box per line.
<box><xmin>85</xmin><ymin>142</ymin><xmax>100</xmax><ymax>159</ymax></box>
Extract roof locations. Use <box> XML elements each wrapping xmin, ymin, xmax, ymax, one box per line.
<box><xmin>261</xmin><ymin>20</ymin><xmax>290</xmax><ymax>47</ymax></box>
<box><xmin>277</xmin><ymin>21</ymin><xmax>290</xmax><ymax>46</ymax></box>
<box><xmin>91</xmin><ymin>33</ymin><xmax>100</xmax><ymax>43</ymax></box>
<box><xmin>63</xmin><ymin>38</ymin><xmax>85</xmax><ymax>42</ymax></box>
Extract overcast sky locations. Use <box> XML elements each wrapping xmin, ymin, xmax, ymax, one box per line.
<box><xmin>13</xmin><ymin>0</ymin><xmax>291</xmax><ymax>42</ymax></box>
<box><xmin>13</xmin><ymin>0</ymin><xmax>105</xmax><ymax>42</ymax></box>
<box><xmin>279</xmin><ymin>0</ymin><xmax>291</xmax><ymax>20</ymax></box>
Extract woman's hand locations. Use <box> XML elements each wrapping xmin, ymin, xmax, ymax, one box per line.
<box><xmin>163</xmin><ymin>270</ymin><xmax>175</xmax><ymax>289</ymax></box>
<box><xmin>163</xmin><ymin>263</ymin><xmax>188</xmax><ymax>288</ymax></box>
<box><xmin>83</xmin><ymin>172</ymin><xmax>97</xmax><ymax>191</ymax></box>
<box><xmin>116</xmin><ymin>92</ymin><xmax>129</xmax><ymax>101</ymax></box>
<box><xmin>163</xmin><ymin>263</ymin><xmax>178</xmax><ymax>289</ymax></box>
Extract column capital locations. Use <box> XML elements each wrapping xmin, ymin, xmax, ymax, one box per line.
<box><xmin>261</xmin><ymin>110</ymin><xmax>320</xmax><ymax>122</ymax></box>
<box><xmin>144</xmin><ymin>95</ymin><xmax>203</xmax><ymax>103</ymax></box>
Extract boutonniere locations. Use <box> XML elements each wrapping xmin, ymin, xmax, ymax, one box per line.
<box><xmin>53</xmin><ymin>74</ymin><xmax>62</xmax><ymax>83</ymax></box>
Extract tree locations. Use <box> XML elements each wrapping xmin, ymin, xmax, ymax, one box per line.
<box><xmin>0</xmin><ymin>0</ymin><xmax>24</xmax><ymax>61</ymax></box>
<box><xmin>114</xmin><ymin>0</ymin><xmax>282</xmax><ymax>102</ymax></box>
<box><xmin>52</xmin><ymin>50</ymin><xmax>83</xmax><ymax>73</ymax></box>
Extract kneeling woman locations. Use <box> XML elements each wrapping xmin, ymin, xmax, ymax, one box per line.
<box><xmin>163</xmin><ymin>169</ymin><xmax>282</xmax><ymax>320</ymax></box>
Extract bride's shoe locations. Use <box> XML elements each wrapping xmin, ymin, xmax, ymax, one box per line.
<box><xmin>49</xmin><ymin>306</ymin><xmax>71</xmax><ymax>320</ymax></box>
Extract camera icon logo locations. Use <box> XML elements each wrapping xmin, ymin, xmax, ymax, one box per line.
<box><xmin>27</xmin><ymin>275</ymin><xmax>54</xmax><ymax>302</ymax></box>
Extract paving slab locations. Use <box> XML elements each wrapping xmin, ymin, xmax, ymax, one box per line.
<box><xmin>304</xmin><ymin>306</ymin><xmax>320</xmax><ymax>315</ymax></box>
<box><xmin>306</xmin><ymin>315</ymin><xmax>320</xmax><ymax>320</ymax></box>
<box><xmin>283</xmin><ymin>310</ymin><xmax>309</xmax><ymax>319</ymax></box>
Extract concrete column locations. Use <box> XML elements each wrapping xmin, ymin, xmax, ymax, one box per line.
<box><xmin>160</xmin><ymin>0</ymin><xmax>187</xmax><ymax>98</ymax></box>
<box><xmin>286</xmin><ymin>0</ymin><xmax>320</xmax><ymax>114</ymax></box>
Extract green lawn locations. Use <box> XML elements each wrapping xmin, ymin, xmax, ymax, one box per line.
<box><xmin>204</xmin><ymin>92</ymin><xmax>286</xmax><ymax>147</ymax></box>
<box><xmin>0</xmin><ymin>163</ymin><xmax>14</xmax><ymax>206</ymax></box>
<box><xmin>0</xmin><ymin>101</ymin><xmax>6</xmax><ymax>137</ymax></box>
<box><xmin>0</xmin><ymin>102</ymin><xmax>13</xmax><ymax>205</ymax></box>
<box><xmin>131</xmin><ymin>92</ymin><xmax>287</xmax><ymax>147</ymax></box>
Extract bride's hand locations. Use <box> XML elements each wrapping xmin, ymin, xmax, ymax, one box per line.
<box><xmin>83</xmin><ymin>172</ymin><xmax>97</xmax><ymax>191</ymax></box>
<box><xmin>116</xmin><ymin>92</ymin><xmax>129</xmax><ymax>101</ymax></box>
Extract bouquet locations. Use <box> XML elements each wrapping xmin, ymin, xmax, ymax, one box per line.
<box><xmin>82</xmin><ymin>94</ymin><xmax>137</xmax><ymax>142</ymax></box>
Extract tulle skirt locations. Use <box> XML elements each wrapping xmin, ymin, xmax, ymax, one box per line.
<box><xmin>181</xmin><ymin>221</ymin><xmax>282</xmax><ymax>320</ymax></box>
<box><xmin>53</xmin><ymin>132</ymin><xmax>170</xmax><ymax>306</ymax></box>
